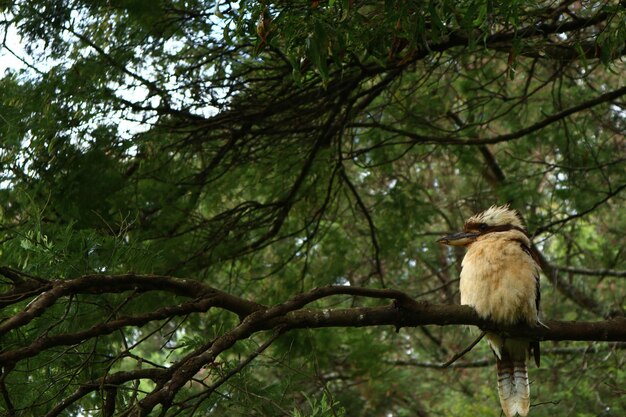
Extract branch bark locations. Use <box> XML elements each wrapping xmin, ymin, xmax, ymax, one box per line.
<box><xmin>273</xmin><ymin>301</ymin><xmax>626</xmax><ymax>342</ymax></box>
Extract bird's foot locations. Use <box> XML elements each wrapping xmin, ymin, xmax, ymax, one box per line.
<box><xmin>536</xmin><ymin>319</ymin><xmax>549</xmax><ymax>329</ymax></box>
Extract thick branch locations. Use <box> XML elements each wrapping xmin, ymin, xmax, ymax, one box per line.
<box><xmin>0</xmin><ymin>274</ymin><xmax>264</xmax><ymax>337</ymax></box>
<box><xmin>273</xmin><ymin>302</ymin><xmax>626</xmax><ymax>342</ymax></box>
<box><xmin>125</xmin><ymin>295</ymin><xmax>625</xmax><ymax>415</ymax></box>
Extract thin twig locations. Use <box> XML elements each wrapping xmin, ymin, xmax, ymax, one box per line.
<box><xmin>185</xmin><ymin>327</ymin><xmax>285</xmax><ymax>414</ymax></box>
<box><xmin>442</xmin><ymin>331</ymin><xmax>486</xmax><ymax>367</ymax></box>
<box><xmin>340</xmin><ymin>168</ymin><xmax>385</xmax><ymax>287</ymax></box>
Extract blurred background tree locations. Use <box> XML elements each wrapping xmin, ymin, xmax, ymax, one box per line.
<box><xmin>0</xmin><ymin>0</ymin><xmax>624</xmax><ymax>416</ymax></box>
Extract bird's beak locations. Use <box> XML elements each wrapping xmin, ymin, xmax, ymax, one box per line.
<box><xmin>437</xmin><ymin>232</ymin><xmax>479</xmax><ymax>246</ymax></box>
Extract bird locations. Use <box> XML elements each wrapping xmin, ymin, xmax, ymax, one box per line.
<box><xmin>437</xmin><ymin>204</ymin><xmax>541</xmax><ymax>417</ymax></box>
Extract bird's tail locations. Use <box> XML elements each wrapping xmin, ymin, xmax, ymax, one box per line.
<box><xmin>496</xmin><ymin>357</ymin><xmax>530</xmax><ymax>417</ymax></box>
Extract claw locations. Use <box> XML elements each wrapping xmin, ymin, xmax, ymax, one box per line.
<box><xmin>537</xmin><ymin>319</ymin><xmax>549</xmax><ymax>329</ymax></box>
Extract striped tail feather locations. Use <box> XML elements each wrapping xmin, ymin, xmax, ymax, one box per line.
<box><xmin>496</xmin><ymin>358</ymin><xmax>530</xmax><ymax>417</ymax></box>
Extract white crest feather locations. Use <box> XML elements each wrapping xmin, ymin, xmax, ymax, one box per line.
<box><xmin>465</xmin><ymin>204</ymin><xmax>524</xmax><ymax>229</ymax></box>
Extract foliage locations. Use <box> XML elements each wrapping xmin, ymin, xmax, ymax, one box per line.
<box><xmin>0</xmin><ymin>0</ymin><xmax>624</xmax><ymax>416</ymax></box>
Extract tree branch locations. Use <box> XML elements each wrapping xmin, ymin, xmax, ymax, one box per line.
<box><xmin>43</xmin><ymin>369</ymin><xmax>165</xmax><ymax>417</ymax></box>
<box><xmin>0</xmin><ymin>273</ymin><xmax>264</xmax><ymax>337</ymax></box>
<box><xmin>534</xmin><ymin>249</ymin><xmax>616</xmax><ymax>318</ymax></box>
<box><xmin>339</xmin><ymin>168</ymin><xmax>385</xmax><ymax>286</ymax></box>
<box><xmin>273</xmin><ymin>301</ymin><xmax>626</xmax><ymax>342</ymax></box>
<box><xmin>1</xmin><ymin>272</ymin><xmax>624</xmax><ymax>416</ymax></box>
<box><xmin>391</xmin><ymin>343</ymin><xmax>626</xmax><ymax>369</ymax></box>
<box><xmin>533</xmin><ymin>183</ymin><xmax>626</xmax><ymax>236</ymax></box>
<box><xmin>349</xmin><ymin>85</ymin><xmax>626</xmax><ymax>146</ymax></box>
<box><xmin>552</xmin><ymin>266</ymin><xmax>626</xmax><ymax>278</ymax></box>
<box><xmin>0</xmin><ymin>296</ymin><xmax>233</xmax><ymax>366</ymax></box>
<box><xmin>122</xmin><ymin>290</ymin><xmax>626</xmax><ymax>415</ymax></box>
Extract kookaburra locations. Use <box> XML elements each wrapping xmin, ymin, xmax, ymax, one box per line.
<box><xmin>438</xmin><ymin>205</ymin><xmax>541</xmax><ymax>417</ymax></box>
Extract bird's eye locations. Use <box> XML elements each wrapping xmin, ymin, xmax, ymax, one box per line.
<box><xmin>478</xmin><ymin>223</ymin><xmax>489</xmax><ymax>231</ymax></box>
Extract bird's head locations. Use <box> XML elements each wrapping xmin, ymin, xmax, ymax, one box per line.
<box><xmin>437</xmin><ymin>204</ymin><xmax>526</xmax><ymax>247</ymax></box>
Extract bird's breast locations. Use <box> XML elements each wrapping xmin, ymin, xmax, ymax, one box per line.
<box><xmin>459</xmin><ymin>234</ymin><xmax>538</xmax><ymax>325</ymax></box>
